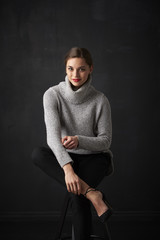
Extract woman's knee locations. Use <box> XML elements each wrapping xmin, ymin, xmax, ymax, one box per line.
<box><xmin>31</xmin><ymin>147</ymin><xmax>46</xmax><ymax>165</ymax></box>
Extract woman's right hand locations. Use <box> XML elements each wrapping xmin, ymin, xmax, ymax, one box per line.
<box><xmin>63</xmin><ymin>163</ymin><xmax>81</xmax><ymax>195</ymax></box>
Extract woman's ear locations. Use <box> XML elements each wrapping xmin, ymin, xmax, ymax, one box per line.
<box><xmin>90</xmin><ymin>65</ymin><xmax>93</xmax><ymax>73</ymax></box>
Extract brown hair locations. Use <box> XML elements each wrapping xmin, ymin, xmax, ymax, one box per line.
<box><xmin>64</xmin><ymin>47</ymin><xmax>93</xmax><ymax>67</ymax></box>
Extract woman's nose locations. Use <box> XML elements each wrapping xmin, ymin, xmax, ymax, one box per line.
<box><xmin>74</xmin><ymin>70</ymin><xmax>79</xmax><ymax>77</ymax></box>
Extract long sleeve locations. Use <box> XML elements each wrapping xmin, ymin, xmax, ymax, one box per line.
<box><xmin>76</xmin><ymin>95</ymin><xmax>112</xmax><ymax>152</ymax></box>
<box><xmin>43</xmin><ymin>88</ymin><xmax>73</xmax><ymax>168</ymax></box>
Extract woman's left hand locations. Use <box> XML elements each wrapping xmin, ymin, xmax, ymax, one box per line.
<box><xmin>61</xmin><ymin>136</ymin><xmax>79</xmax><ymax>149</ymax></box>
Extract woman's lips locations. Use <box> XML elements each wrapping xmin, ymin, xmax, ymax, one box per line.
<box><xmin>72</xmin><ymin>79</ymin><xmax>81</xmax><ymax>82</ymax></box>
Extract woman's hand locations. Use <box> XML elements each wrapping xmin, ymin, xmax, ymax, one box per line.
<box><xmin>63</xmin><ymin>163</ymin><xmax>81</xmax><ymax>195</ymax></box>
<box><xmin>61</xmin><ymin>136</ymin><xmax>79</xmax><ymax>149</ymax></box>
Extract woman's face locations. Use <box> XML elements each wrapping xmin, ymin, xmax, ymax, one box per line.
<box><xmin>66</xmin><ymin>57</ymin><xmax>93</xmax><ymax>90</ymax></box>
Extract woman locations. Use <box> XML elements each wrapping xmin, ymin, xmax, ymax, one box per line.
<box><xmin>32</xmin><ymin>47</ymin><xmax>114</xmax><ymax>240</ymax></box>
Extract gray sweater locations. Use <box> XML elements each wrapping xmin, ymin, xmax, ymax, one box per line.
<box><xmin>43</xmin><ymin>76</ymin><xmax>113</xmax><ymax>174</ymax></box>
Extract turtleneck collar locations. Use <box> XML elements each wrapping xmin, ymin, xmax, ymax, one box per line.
<box><xmin>59</xmin><ymin>75</ymin><xmax>93</xmax><ymax>104</ymax></box>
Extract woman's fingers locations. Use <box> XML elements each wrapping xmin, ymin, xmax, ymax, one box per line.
<box><xmin>77</xmin><ymin>182</ymin><xmax>81</xmax><ymax>195</ymax></box>
<box><xmin>64</xmin><ymin>169</ymin><xmax>81</xmax><ymax>195</ymax></box>
<box><xmin>65</xmin><ymin>140</ymin><xmax>74</xmax><ymax>148</ymax></box>
<box><xmin>62</xmin><ymin>136</ymin><xmax>78</xmax><ymax>149</ymax></box>
<box><xmin>67</xmin><ymin>183</ymin><xmax>70</xmax><ymax>192</ymax></box>
<box><xmin>67</xmin><ymin>183</ymin><xmax>75</xmax><ymax>194</ymax></box>
<box><xmin>67</xmin><ymin>181</ymin><xmax>81</xmax><ymax>195</ymax></box>
<box><xmin>61</xmin><ymin>136</ymin><xmax>68</xmax><ymax>144</ymax></box>
<box><xmin>73</xmin><ymin>182</ymin><xmax>81</xmax><ymax>195</ymax></box>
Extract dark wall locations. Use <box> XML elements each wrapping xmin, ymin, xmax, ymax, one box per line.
<box><xmin>0</xmin><ymin>0</ymin><xmax>159</xmax><ymax>215</ymax></box>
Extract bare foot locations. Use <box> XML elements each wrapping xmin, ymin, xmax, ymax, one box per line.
<box><xmin>85</xmin><ymin>189</ymin><xmax>109</xmax><ymax>216</ymax></box>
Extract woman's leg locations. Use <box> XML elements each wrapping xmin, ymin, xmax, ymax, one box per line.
<box><xmin>76</xmin><ymin>153</ymin><xmax>110</xmax><ymax>187</ymax></box>
<box><xmin>78</xmin><ymin>153</ymin><xmax>111</xmax><ymax>216</ymax></box>
<box><xmin>32</xmin><ymin>149</ymin><xmax>110</xmax><ymax>239</ymax></box>
<box><xmin>70</xmin><ymin>153</ymin><xmax>110</xmax><ymax>240</ymax></box>
<box><xmin>31</xmin><ymin>146</ymin><xmax>66</xmax><ymax>186</ymax></box>
<box><xmin>32</xmin><ymin>148</ymin><xmax>91</xmax><ymax>239</ymax></box>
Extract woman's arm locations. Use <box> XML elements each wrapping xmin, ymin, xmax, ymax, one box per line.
<box><xmin>43</xmin><ymin>88</ymin><xmax>74</xmax><ymax>168</ymax></box>
<box><xmin>77</xmin><ymin>95</ymin><xmax>112</xmax><ymax>152</ymax></box>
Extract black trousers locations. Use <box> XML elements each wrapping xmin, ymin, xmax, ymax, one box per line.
<box><xmin>32</xmin><ymin>147</ymin><xmax>110</xmax><ymax>240</ymax></box>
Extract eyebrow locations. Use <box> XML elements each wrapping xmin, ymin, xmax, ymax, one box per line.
<box><xmin>67</xmin><ymin>65</ymin><xmax>86</xmax><ymax>68</ymax></box>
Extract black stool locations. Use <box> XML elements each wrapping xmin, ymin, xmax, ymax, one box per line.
<box><xmin>54</xmin><ymin>192</ymin><xmax>111</xmax><ymax>240</ymax></box>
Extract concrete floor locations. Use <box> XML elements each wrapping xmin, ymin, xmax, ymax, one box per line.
<box><xmin>0</xmin><ymin>219</ymin><xmax>159</xmax><ymax>240</ymax></box>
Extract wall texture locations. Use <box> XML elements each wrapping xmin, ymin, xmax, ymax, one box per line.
<box><xmin>0</xmin><ymin>0</ymin><xmax>159</xmax><ymax>220</ymax></box>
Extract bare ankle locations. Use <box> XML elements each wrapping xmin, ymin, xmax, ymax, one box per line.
<box><xmin>84</xmin><ymin>187</ymin><xmax>95</xmax><ymax>199</ymax></box>
<box><xmin>86</xmin><ymin>190</ymin><xmax>100</xmax><ymax>203</ymax></box>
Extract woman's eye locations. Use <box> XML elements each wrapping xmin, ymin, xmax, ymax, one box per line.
<box><xmin>68</xmin><ymin>67</ymin><xmax>73</xmax><ymax>71</ymax></box>
<box><xmin>80</xmin><ymin>68</ymin><xmax>85</xmax><ymax>72</ymax></box>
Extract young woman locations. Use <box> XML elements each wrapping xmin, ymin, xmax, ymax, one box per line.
<box><xmin>32</xmin><ymin>47</ymin><xmax>114</xmax><ymax>240</ymax></box>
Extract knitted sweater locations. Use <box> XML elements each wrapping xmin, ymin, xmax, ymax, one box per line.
<box><xmin>43</xmin><ymin>76</ymin><xmax>113</xmax><ymax>173</ymax></box>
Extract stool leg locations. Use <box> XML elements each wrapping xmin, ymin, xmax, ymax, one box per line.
<box><xmin>54</xmin><ymin>193</ymin><xmax>70</xmax><ymax>240</ymax></box>
<box><xmin>104</xmin><ymin>222</ymin><xmax>112</xmax><ymax>240</ymax></box>
<box><xmin>72</xmin><ymin>222</ymin><xmax>111</xmax><ymax>240</ymax></box>
<box><xmin>72</xmin><ymin>225</ymin><xmax>75</xmax><ymax>240</ymax></box>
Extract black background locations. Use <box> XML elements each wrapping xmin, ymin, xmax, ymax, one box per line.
<box><xmin>0</xmin><ymin>0</ymin><xmax>159</xmax><ymax>217</ymax></box>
